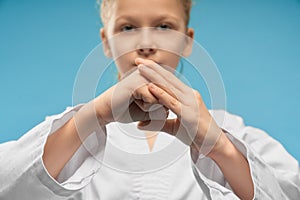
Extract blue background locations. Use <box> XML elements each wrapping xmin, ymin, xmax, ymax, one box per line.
<box><xmin>0</xmin><ymin>0</ymin><xmax>299</xmax><ymax>161</ymax></box>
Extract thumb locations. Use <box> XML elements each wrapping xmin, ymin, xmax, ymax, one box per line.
<box><xmin>137</xmin><ymin>120</ymin><xmax>165</xmax><ymax>132</ymax></box>
<box><xmin>137</xmin><ymin>119</ymin><xmax>179</xmax><ymax>136</ymax></box>
<box><xmin>161</xmin><ymin>119</ymin><xmax>179</xmax><ymax>136</ymax></box>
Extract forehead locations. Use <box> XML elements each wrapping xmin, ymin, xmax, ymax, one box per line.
<box><xmin>111</xmin><ymin>0</ymin><xmax>185</xmax><ymax>21</ymax></box>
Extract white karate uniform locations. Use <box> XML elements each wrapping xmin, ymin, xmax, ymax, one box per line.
<box><xmin>0</xmin><ymin>105</ymin><xmax>299</xmax><ymax>199</ymax></box>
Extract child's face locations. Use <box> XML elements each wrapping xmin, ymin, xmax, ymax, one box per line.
<box><xmin>101</xmin><ymin>0</ymin><xmax>194</xmax><ymax>78</ymax></box>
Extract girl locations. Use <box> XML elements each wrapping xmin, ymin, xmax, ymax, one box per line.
<box><xmin>0</xmin><ymin>0</ymin><xmax>299</xmax><ymax>199</ymax></box>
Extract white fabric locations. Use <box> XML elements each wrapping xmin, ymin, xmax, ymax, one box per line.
<box><xmin>0</xmin><ymin>105</ymin><xmax>299</xmax><ymax>199</ymax></box>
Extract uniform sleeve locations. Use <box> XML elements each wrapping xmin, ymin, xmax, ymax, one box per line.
<box><xmin>0</xmin><ymin>104</ymin><xmax>106</xmax><ymax>200</ymax></box>
<box><xmin>194</xmin><ymin>110</ymin><xmax>300</xmax><ymax>199</ymax></box>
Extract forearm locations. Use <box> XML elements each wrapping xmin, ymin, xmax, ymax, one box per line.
<box><xmin>208</xmin><ymin>132</ymin><xmax>254</xmax><ymax>200</ymax></box>
<box><xmin>42</xmin><ymin>101</ymin><xmax>107</xmax><ymax>180</ymax></box>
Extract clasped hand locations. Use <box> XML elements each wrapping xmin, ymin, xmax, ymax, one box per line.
<box><xmin>94</xmin><ymin>58</ymin><xmax>223</xmax><ymax>162</ymax></box>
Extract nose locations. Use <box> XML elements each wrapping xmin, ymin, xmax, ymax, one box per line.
<box><xmin>136</xmin><ymin>28</ymin><xmax>157</xmax><ymax>57</ymax></box>
<box><xmin>138</xmin><ymin>47</ymin><xmax>157</xmax><ymax>57</ymax></box>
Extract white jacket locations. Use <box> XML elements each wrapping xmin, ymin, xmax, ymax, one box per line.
<box><xmin>0</xmin><ymin>105</ymin><xmax>299</xmax><ymax>199</ymax></box>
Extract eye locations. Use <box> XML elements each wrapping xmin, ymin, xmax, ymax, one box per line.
<box><xmin>157</xmin><ymin>24</ymin><xmax>172</xmax><ymax>30</ymax></box>
<box><xmin>121</xmin><ymin>25</ymin><xmax>136</xmax><ymax>32</ymax></box>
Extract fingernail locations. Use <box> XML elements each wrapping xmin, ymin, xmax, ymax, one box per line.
<box><xmin>136</xmin><ymin>57</ymin><xmax>144</xmax><ymax>62</ymax></box>
<box><xmin>138</xmin><ymin>64</ymin><xmax>145</xmax><ymax>70</ymax></box>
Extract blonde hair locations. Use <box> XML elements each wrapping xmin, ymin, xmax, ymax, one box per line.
<box><xmin>97</xmin><ymin>0</ymin><xmax>192</xmax><ymax>27</ymax></box>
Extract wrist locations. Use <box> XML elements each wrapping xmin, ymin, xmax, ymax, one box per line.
<box><xmin>93</xmin><ymin>92</ymin><xmax>113</xmax><ymax>126</ymax></box>
<box><xmin>73</xmin><ymin>101</ymin><xmax>108</xmax><ymax>140</ymax></box>
<box><xmin>92</xmin><ymin>100</ymin><xmax>110</xmax><ymax>127</ymax></box>
<box><xmin>207</xmin><ymin>130</ymin><xmax>236</xmax><ymax>161</ymax></box>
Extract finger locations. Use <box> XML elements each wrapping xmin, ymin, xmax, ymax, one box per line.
<box><xmin>137</xmin><ymin>120</ymin><xmax>165</xmax><ymax>132</ymax></box>
<box><xmin>134</xmin><ymin>99</ymin><xmax>145</xmax><ymax>110</ymax></box>
<box><xmin>138</xmin><ymin>118</ymin><xmax>194</xmax><ymax>147</ymax></box>
<box><xmin>129</xmin><ymin>101</ymin><xmax>168</xmax><ymax>122</ymax></box>
<box><xmin>148</xmin><ymin>106</ymin><xmax>169</xmax><ymax>121</ymax></box>
<box><xmin>135</xmin><ymin>58</ymin><xmax>174</xmax><ymax>76</ymax></box>
<box><xmin>137</xmin><ymin>120</ymin><xmax>151</xmax><ymax>128</ymax></box>
<box><xmin>118</xmin><ymin>101</ymin><xmax>150</xmax><ymax>123</ymax></box>
<box><xmin>137</xmin><ymin>108</ymin><xmax>169</xmax><ymax>131</ymax></box>
<box><xmin>162</xmin><ymin>119</ymin><xmax>194</xmax><ymax>146</ymax></box>
<box><xmin>134</xmin><ymin>99</ymin><xmax>163</xmax><ymax>112</ymax></box>
<box><xmin>140</xmin><ymin>86</ymin><xmax>158</xmax><ymax>104</ymax></box>
<box><xmin>148</xmin><ymin>83</ymin><xmax>182</xmax><ymax>117</ymax></box>
<box><xmin>134</xmin><ymin>85</ymin><xmax>158</xmax><ymax>102</ymax></box>
<box><xmin>161</xmin><ymin>119</ymin><xmax>178</xmax><ymax>135</ymax></box>
<box><xmin>138</xmin><ymin>119</ymin><xmax>178</xmax><ymax>136</ymax></box>
<box><xmin>135</xmin><ymin>58</ymin><xmax>187</xmax><ymax>92</ymax></box>
<box><xmin>133</xmin><ymin>86</ymin><xmax>159</xmax><ymax>111</ymax></box>
<box><xmin>119</xmin><ymin>68</ymin><xmax>149</xmax><ymax>94</ymax></box>
<box><xmin>138</xmin><ymin>64</ymin><xmax>183</xmax><ymax>101</ymax></box>
<box><xmin>132</xmin><ymin>90</ymin><xmax>142</xmax><ymax>100</ymax></box>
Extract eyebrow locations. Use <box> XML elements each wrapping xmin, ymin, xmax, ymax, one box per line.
<box><xmin>115</xmin><ymin>14</ymin><xmax>180</xmax><ymax>25</ymax></box>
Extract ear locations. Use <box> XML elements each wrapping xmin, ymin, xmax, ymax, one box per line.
<box><xmin>100</xmin><ymin>28</ymin><xmax>112</xmax><ymax>58</ymax></box>
<box><xmin>182</xmin><ymin>28</ymin><xmax>194</xmax><ymax>57</ymax></box>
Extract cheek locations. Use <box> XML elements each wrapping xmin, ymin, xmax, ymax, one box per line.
<box><xmin>161</xmin><ymin>52</ymin><xmax>181</xmax><ymax>69</ymax></box>
<box><xmin>114</xmin><ymin>53</ymin><xmax>135</xmax><ymax>75</ymax></box>
<box><xmin>115</xmin><ymin>59</ymin><xmax>128</xmax><ymax>75</ymax></box>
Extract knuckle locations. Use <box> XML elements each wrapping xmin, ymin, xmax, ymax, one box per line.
<box><xmin>142</xmin><ymin>94</ymin><xmax>155</xmax><ymax>103</ymax></box>
<box><xmin>148</xmin><ymin>98</ymin><xmax>157</xmax><ymax>104</ymax></box>
<box><xmin>170</xmin><ymin>99</ymin><xmax>178</xmax><ymax>109</ymax></box>
<box><xmin>158</xmin><ymin>89</ymin><xmax>165</xmax><ymax>96</ymax></box>
<box><xmin>143</xmin><ymin>96</ymin><xmax>152</xmax><ymax>103</ymax></box>
<box><xmin>141</xmin><ymin>106</ymin><xmax>148</xmax><ymax>112</ymax></box>
<box><xmin>132</xmin><ymin>90</ymin><xmax>139</xmax><ymax>99</ymax></box>
<box><xmin>193</xmin><ymin>91</ymin><xmax>202</xmax><ymax>101</ymax></box>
